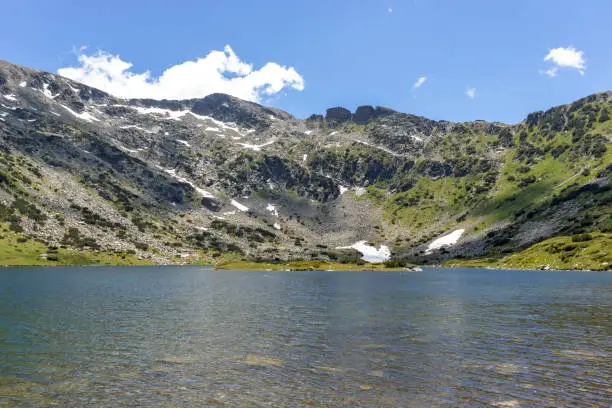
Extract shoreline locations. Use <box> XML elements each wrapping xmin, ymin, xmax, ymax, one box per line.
<box><xmin>0</xmin><ymin>262</ymin><xmax>607</xmax><ymax>272</ymax></box>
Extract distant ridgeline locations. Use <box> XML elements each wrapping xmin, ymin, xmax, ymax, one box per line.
<box><xmin>0</xmin><ymin>59</ymin><xmax>610</xmax><ymax>269</ymax></box>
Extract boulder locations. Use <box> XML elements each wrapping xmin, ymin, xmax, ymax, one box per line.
<box><xmin>201</xmin><ymin>197</ymin><xmax>222</xmax><ymax>212</ymax></box>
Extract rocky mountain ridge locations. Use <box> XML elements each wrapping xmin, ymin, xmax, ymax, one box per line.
<box><xmin>0</xmin><ymin>59</ymin><xmax>610</xmax><ymax>269</ymax></box>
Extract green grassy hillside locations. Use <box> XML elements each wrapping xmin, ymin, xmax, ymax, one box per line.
<box><xmin>446</xmin><ymin>233</ymin><xmax>611</xmax><ymax>271</ymax></box>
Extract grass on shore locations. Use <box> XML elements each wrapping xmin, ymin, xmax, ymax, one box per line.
<box><xmin>0</xmin><ymin>228</ymin><xmax>152</xmax><ymax>267</ymax></box>
<box><xmin>214</xmin><ymin>259</ymin><xmax>407</xmax><ymax>271</ymax></box>
<box><xmin>445</xmin><ymin>232</ymin><xmax>611</xmax><ymax>271</ymax></box>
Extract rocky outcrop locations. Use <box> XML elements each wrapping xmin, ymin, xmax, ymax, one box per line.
<box><xmin>201</xmin><ymin>197</ymin><xmax>222</xmax><ymax>212</ymax></box>
<box><xmin>306</xmin><ymin>114</ymin><xmax>324</xmax><ymax>122</ymax></box>
<box><xmin>325</xmin><ymin>107</ymin><xmax>352</xmax><ymax>122</ymax></box>
<box><xmin>354</xmin><ymin>106</ymin><xmax>375</xmax><ymax>124</ymax></box>
<box><xmin>373</xmin><ymin>106</ymin><xmax>396</xmax><ymax>118</ymax></box>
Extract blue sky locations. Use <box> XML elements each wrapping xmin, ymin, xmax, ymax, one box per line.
<box><xmin>1</xmin><ymin>0</ymin><xmax>610</xmax><ymax>123</ymax></box>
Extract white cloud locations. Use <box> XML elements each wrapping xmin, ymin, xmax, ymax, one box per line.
<box><xmin>57</xmin><ymin>45</ymin><xmax>304</xmax><ymax>102</ymax></box>
<box><xmin>466</xmin><ymin>87</ymin><xmax>476</xmax><ymax>99</ymax></box>
<box><xmin>543</xmin><ymin>46</ymin><xmax>586</xmax><ymax>76</ymax></box>
<box><xmin>542</xmin><ymin>67</ymin><xmax>558</xmax><ymax>77</ymax></box>
<box><xmin>413</xmin><ymin>76</ymin><xmax>427</xmax><ymax>88</ymax></box>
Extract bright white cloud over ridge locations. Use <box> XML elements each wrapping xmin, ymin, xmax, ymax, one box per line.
<box><xmin>542</xmin><ymin>46</ymin><xmax>586</xmax><ymax>77</ymax></box>
<box><xmin>57</xmin><ymin>45</ymin><xmax>305</xmax><ymax>102</ymax></box>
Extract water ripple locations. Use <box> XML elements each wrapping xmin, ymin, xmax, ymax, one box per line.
<box><xmin>0</xmin><ymin>267</ymin><xmax>610</xmax><ymax>407</ymax></box>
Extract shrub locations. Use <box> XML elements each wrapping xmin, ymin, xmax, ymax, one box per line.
<box><xmin>61</xmin><ymin>227</ymin><xmax>100</xmax><ymax>249</ymax></box>
<box><xmin>9</xmin><ymin>222</ymin><xmax>23</xmax><ymax>233</ymax></box>
<box><xmin>519</xmin><ymin>175</ymin><xmax>536</xmax><ymax>187</ymax></box>
<box><xmin>516</xmin><ymin>165</ymin><xmax>531</xmax><ymax>174</ymax></box>
<box><xmin>134</xmin><ymin>242</ymin><xmax>149</xmax><ymax>251</ymax></box>
<box><xmin>571</xmin><ymin>233</ymin><xmax>593</xmax><ymax>242</ymax></box>
<box><xmin>383</xmin><ymin>258</ymin><xmax>410</xmax><ymax>268</ymax></box>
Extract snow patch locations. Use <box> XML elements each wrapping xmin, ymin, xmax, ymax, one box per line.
<box><xmin>19</xmin><ymin>81</ymin><xmax>26</xmax><ymax>88</ymax></box>
<box><xmin>118</xmin><ymin>144</ymin><xmax>145</xmax><ymax>154</ymax></box>
<box><xmin>0</xmin><ymin>112</ymin><xmax>7</xmax><ymax>117</ymax></box>
<box><xmin>230</xmin><ymin>199</ymin><xmax>249</xmax><ymax>212</ymax></box>
<box><xmin>163</xmin><ymin>168</ymin><xmax>214</xmax><ymax>198</ymax></box>
<box><xmin>304</xmin><ymin>130</ymin><xmax>312</xmax><ymax>135</ymax></box>
<box><xmin>353</xmin><ymin>139</ymin><xmax>400</xmax><ymax>157</ymax></box>
<box><xmin>266</xmin><ymin>203</ymin><xmax>279</xmax><ymax>217</ymax></box>
<box><xmin>119</xmin><ymin>125</ymin><xmax>155</xmax><ymax>133</ymax></box>
<box><xmin>41</xmin><ymin>83</ymin><xmax>58</xmax><ymax>99</ymax></box>
<box><xmin>426</xmin><ymin>229</ymin><xmax>465</xmax><ymax>254</ymax></box>
<box><xmin>2</xmin><ymin>94</ymin><xmax>17</xmax><ymax>101</ymax></box>
<box><xmin>237</xmin><ymin>139</ymin><xmax>275</xmax><ymax>151</ymax></box>
<box><xmin>303</xmin><ymin>153</ymin><xmax>308</xmax><ymax>162</ymax></box>
<box><xmin>185</xmin><ymin>112</ymin><xmax>251</xmax><ymax>135</ymax></box>
<box><xmin>223</xmin><ymin>210</ymin><xmax>237</xmax><ymax>216</ymax></box>
<box><xmin>329</xmin><ymin>131</ymin><xmax>338</xmax><ymax>136</ymax></box>
<box><xmin>273</xmin><ymin>222</ymin><xmax>281</xmax><ymax>230</ymax></box>
<box><xmin>58</xmin><ymin>104</ymin><xmax>99</xmax><ymax>122</ymax></box>
<box><xmin>339</xmin><ymin>186</ymin><xmax>348</xmax><ymax>195</ymax></box>
<box><xmin>411</xmin><ymin>135</ymin><xmax>424</xmax><ymax>142</ymax></box>
<box><xmin>127</xmin><ymin>105</ymin><xmax>186</xmax><ymax>120</ymax></box>
<box><xmin>205</xmin><ymin>126</ymin><xmax>220</xmax><ymax>132</ymax></box>
<box><xmin>336</xmin><ymin>241</ymin><xmax>391</xmax><ymax>263</ymax></box>
<box><xmin>354</xmin><ymin>187</ymin><xmax>367</xmax><ymax>197</ymax></box>
<box><xmin>68</xmin><ymin>84</ymin><xmax>80</xmax><ymax>94</ymax></box>
<box><xmin>176</xmin><ymin>139</ymin><xmax>191</xmax><ymax>147</ymax></box>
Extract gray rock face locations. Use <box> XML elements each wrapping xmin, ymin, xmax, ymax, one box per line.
<box><xmin>129</xmin><ymin>93</ymin><xmax>292</xmax><ymax>129</ymax></box>
<box><xmin>354</xmin><ymin>106</ymin><xmax>375</xmax><ymax>124</ymax></box>
<box><xmin>373</xmin><ymin>106</ymin><xmax>396</xmax><ymax>118</ymax></box>
<box><xmin>325</xmin><ymin>107</ymin><xmax>352</xmax><ymax>122</ymax></box>
<box><xmin>306</xmin><ymin>114</ymin><xmax>323</xmax><ymax>122</ymax></box>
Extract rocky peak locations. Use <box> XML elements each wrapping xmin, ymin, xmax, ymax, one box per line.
<box><xmin>354</xmin><ymin>106</ymin><xmax>375</xmax><ymax>124</ymax></box>
<box><xmin>0</xmin><ymin>60</ymin><xmax>114</xmax><ymax>113</ymax></box>
<box><xmin>129</xmin><ymin>93</ymin><xmax>294</xmax><ymax>129</ymax></box>
<box><xmin>322</xmin><ymin>105</ymin><xmax>397</xmax><ymax>125</ymax></box>
<box><xmin>325</xmin><ymin>107</ymin><xmax>352</xmax><ymax>122</ymax></box>
<box><xmin>306</xmin><ymin>114</ymin><xmax>324</xmax><ymax>122</ymax></box>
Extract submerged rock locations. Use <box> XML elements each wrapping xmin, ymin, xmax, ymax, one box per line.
<box><xmin>244</xmin><ymin>354</ymin><xmax>282</xmax><ymax>367</ymax></box>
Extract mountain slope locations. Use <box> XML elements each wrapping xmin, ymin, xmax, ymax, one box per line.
<box><xmin>0</xmin><ymin>60</ymin><xmax>610</xmax><ymax>269</ymax></box>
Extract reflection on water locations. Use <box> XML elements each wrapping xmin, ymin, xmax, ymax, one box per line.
<box><xmin>0</xmin><ymin>267</ymin><xmax>610</xmax><ymax>407</ymax></box>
